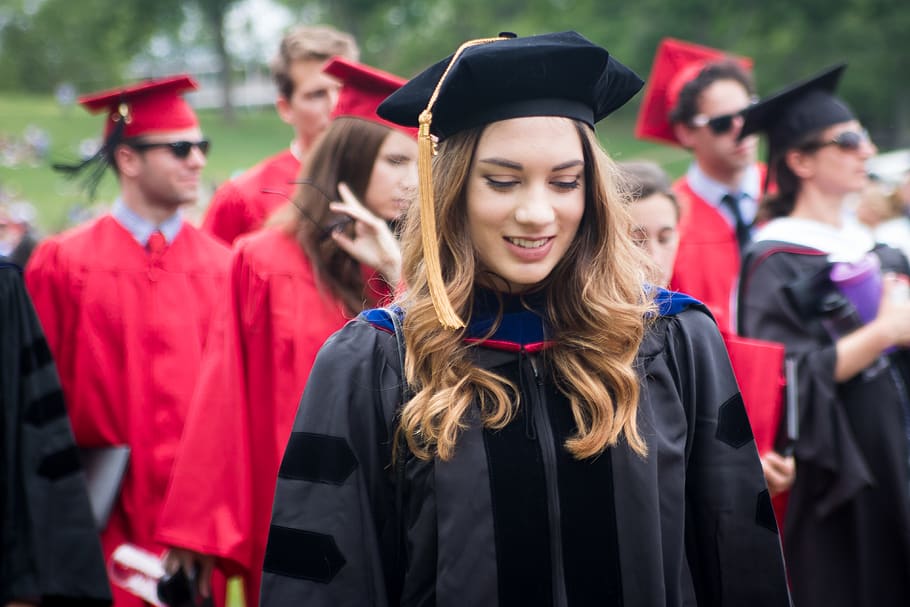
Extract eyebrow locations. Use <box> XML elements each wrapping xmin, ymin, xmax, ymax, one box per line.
<box><xmin>477</xmin><ymin>158</ymin><xmax>584</xmax><ymax>171</ymax></box>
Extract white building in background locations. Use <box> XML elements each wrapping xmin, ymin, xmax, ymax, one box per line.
<box><xmin>129</xmin><ymin>50</ymin><xmax>276</xmax><ymax>110</ymax></box>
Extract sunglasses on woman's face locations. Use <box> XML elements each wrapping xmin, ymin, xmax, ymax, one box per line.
<box><xmin>801</xmin><ymin>129</ymin><xmax>870</xmax><ymax>152</ymax></box>
<box><xmin>690</xmin><ymin>112</ymin><xmax>741</xmax><ymax>135</ymax></box>
<box><xmin>129</xmin><ymin>139</ymin><xmax>211</xmax><ymax>158</ymax></box>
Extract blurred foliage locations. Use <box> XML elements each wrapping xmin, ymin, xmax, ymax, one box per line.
<box><xmin>278</xmin><ymin>0</ymin><xmax>910</xmax><ymax>148</ymax></box>
<box><xmin>1</xmin><ymin>0</ymin><xmax>908</xmax><ymax>146</ymax></box>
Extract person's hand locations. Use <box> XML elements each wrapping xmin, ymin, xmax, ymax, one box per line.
<box><xmin>329</xmin><ymin>182</ymin><xmax>403</xmax><ymax>285</ymax></box>
<box><xmin>162</xmin><ymin>548</ymin><xmax>216</xmax><ymax>599</ymax></box>
<box><xmin>872</xmin><ymin>273</ymin><xmax>910</xmax><ymax>348</ymax></box>
<box><xmin>761</xmin><ymin>451</ymin><xmax>796</xmax><ymax>497</ymax></box>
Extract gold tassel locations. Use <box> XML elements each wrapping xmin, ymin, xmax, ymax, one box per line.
<box><xmin>418</xmin><ymin>35</ymin><xmax>508</xmax><ymax>330</ymax></box>
<box><xmin>418</xmin><ymin>109</ymin><xmax>464</xmax><ymax>329</ymax></box>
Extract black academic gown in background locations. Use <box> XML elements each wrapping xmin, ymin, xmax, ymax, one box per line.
<box><xmin>261</xmin><ymin>292</ymin><xmax>790</xmax><ymax>607</ymax></box>
<box><xmin>739</xmin><ymin>242</ymin><xmax>910</xmax><ymax>607</ymax></box>
<box><xmin>0</xmin><ymin>264</ymin><xmax>111</xmax><ymax>606</ymax></box>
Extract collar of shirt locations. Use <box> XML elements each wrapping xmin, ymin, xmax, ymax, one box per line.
<box><xmin>111</xmin><ymin>198</ymin><xmax>183</xmax><ymax>247</ymax></box>
<box><xmin>686</xmin><ymin>162</ymin><xmax>761</xmax><ymax>227</ymax></box>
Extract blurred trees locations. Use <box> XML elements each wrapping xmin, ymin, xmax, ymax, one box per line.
<box><xmin>1</xmin><ymin>0</ymin><xmax>908</xmax><ymax>146</ymax></box>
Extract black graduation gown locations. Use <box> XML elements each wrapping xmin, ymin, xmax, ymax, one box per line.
<box><xmin>262</xmin><ymin>291</ymin><xmax>789</xmax><ymax>606</ymax></box>
<box><xmin>738</xmin><ymin>241</ymin><xmax>910</xmax><ymax>607</ymax></box>
<box><xmin>0</xmin><ymin>264</ymin><xmax>111</xmax><ymax>606</ymax></box>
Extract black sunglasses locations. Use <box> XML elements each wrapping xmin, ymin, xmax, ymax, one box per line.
<box><xmin>690</xmin><ymin>112</ymin><xmax>741</xmax><ymax>135</ymax></box>
<box><xmin>129</xmin><ymin>139</ymin><xmax>211</xmax><ymax>158</ymax></box>
<box><xmin>801</xmin><ymin>129</ymin><xmax>870</xmax><ymax>152</ymax></box>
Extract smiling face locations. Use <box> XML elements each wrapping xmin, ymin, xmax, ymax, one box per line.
<box><xmin>363</xmin><ymin>129</ymin><xmax>418</xmax><ymax>221</ymax></box>
<box><xmin>465</xmin><ymin>116</ymin><xmax>586</xmax><ymax>293</ymax></box>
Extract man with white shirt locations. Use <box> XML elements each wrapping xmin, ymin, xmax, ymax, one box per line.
<box><xmin>636</xmin><ymin>38</ymin><xmax>763</xmax><ymax>331</ymax></box>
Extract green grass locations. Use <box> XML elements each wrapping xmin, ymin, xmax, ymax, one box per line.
<box><xmin>0</xmin><ymin>93</ymin><xmax>688</xmax><ymax>234</ymax></box>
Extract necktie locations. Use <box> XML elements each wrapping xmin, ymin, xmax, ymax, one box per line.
<box><xmin>147</xmin><ymin>230</ymin><xmax>167</xmax><ymax>256</ymax></box>
<box><xmin>720</xmin><ymin>193</ymin><xmax>751</xmax><ymax>252</ymax></box>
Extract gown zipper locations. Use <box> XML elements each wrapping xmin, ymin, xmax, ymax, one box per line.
<box><xmin>525</xmin><ymin>350</ymin><xmax>569</xmax><ymax>607</ymax></box>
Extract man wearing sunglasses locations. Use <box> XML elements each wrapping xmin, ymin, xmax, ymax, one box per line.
<box><xmin>201</xmin><ymin>25</ymin><xmax>358</xmax><ymax>245</ymax></box>
<box><xmin>25</xmin><ymin>75</ymin><xmax>231</xmax><ymax>607</ymax></box>
<box><xmin>636</xmin><ymin>38</ymin><xmax>764</xmax><ymax>333</ymax></box>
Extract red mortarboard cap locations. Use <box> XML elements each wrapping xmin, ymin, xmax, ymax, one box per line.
<box><xmin>635</xmin><ymin>38</ymin><xmax>753</xmax><ymax>146</ymax></box>
<box><xmin>79</xmin><ymin>74</ymin><xmax>200</xmax><ymax>140</ymax></box>
<box><xmin>323</xmin><ymin>57</ymin><xmax>417</xmax><ymax>138</ymax></box>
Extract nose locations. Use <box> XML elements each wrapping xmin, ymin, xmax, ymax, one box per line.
<box><xmin>327</xmin><ymin>86</ymin><xmax>341</xmax><ymax>113</ymax></box>
<box><xmin>187</xmin><ymin>145</ymin><xmax>207</xmax><ymax>168</ymax></box>
<box><xmin>860</xmin><ymin>137</ymin><xmax>878</xmax><ymax>158</ymax></box>
<box><xmin>514</xmin><ymin>186</ymin><xmax>556</xmax><ymax>225</ymax></box>
<box><xmin>403</xmin><ymin>160</ymin><xmax>419</xmax><ymax>190</ymax></box>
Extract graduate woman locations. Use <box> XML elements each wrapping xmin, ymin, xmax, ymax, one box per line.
<box><xmin>737</xmin><ymin>66</ymin><xmax>910</xmax><ymax>607</ymax></box>
<box><xmin>263</xmin><ymin>32</ymin><xmax>790</xmax><ymax>606</ymax></box>
<box><xmin>156</xmin><ymin>58</ymin><xmax>417</xmax><ymax>607</ymax></box>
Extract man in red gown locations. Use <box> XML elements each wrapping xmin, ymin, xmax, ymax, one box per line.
<box><xmin>201</xmin><ymin>25</ymin><xmax>358</xmax><ymax>245</ymax></box>
<box><xmin>25</xmin><ymin>76</ymin><xmax>231</xmax><ymax>607</ymax></box>
<box><xmin>636</xmin><ymin>38</ymin><xmax>764</xmax><ymax>332</ymax></box>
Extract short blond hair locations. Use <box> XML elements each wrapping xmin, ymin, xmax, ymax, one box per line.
<box><xmin>270</xmin><ymin>25</ymin><xmax>359</xmax><ymax>99</ymax></box>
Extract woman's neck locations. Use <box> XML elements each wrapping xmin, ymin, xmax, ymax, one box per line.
<box><xmin>789</xmin><ymin>186</ymin><xmax>846</xmax><ymax>228</ymax></box>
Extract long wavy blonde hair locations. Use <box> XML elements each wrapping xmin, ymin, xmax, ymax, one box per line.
<box><xmin>397</xmin><ymin>119</ymin><xmax>654</xmax><ymax>461</ymax></box>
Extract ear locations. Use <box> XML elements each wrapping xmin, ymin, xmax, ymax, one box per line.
<box><xmin>673</xmin><ymin>122</ymin><xmax>696</xmax><ymax>149</ymax></box>
<box><xmin>113</xmin><ymin>144</ymin><xmax>143</xmax><ymax>178</ymax></box>
<box><xmin>785</xmin><ymin>149</ymin><xmax>815</xmax><ymax>180</ymax></box>
<box><xmin>276</xmin><ymin>95</ymin><xmax>294</xmax><ymax>126</ymax></box>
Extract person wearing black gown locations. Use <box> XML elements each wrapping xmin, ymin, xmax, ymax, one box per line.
<box><xmin>737</xmin><ymin>65</ymin><xmax>910</xmax><ymax>606</ymax></box>
<box><xmin>1</xmin><ymin>263</ymin><xmax>110</xmax><ymax>606</ymax></box>
<box><xmin>262</xmin><ymin>31</ymin><xmax>790</xmax><ymax>607</ymax></box>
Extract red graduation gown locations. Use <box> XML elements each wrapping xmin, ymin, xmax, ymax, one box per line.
<box><xmin>723</xmin><ymin>333</ymin><xmax>790</xmax><ymax>532</ymax></box>
<box><xmin>201</xmin><ymin>149</ymin><xmax>300</xmax><ymax>245</ymax></box>
<box><xmin>25</xmin><ymin>215</ymin><xmax>230</xmax><ymax>607</ymax></box>
<box><xmin>669</xmin><ymin>176</ymin><xmax>742</xmax><ymax>333</ymax></box>
<box><xmin>157</xmin><ymin>227</ymin><xmax>391</xmax><ymax>607</ymax></box>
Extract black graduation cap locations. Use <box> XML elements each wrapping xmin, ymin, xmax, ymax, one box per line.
<box><xmin>377</xmin><ymin>31</ymin><xmax>643</xmax><ymax>329</ymax></box>
<box><xmin>739</xmin><ymin>63</ymin><xmax>854</xmax><ymax>153</ymax></box>
<box><xmin>377</xmin><ymin>31</ymin><xmax>643</xmax><ymax>140</ymax></box>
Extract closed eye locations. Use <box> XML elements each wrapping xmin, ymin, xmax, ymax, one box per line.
<box><xmin>485</xmin><ymin>176</ymin><xmax>520</xmax><ymax>190</ymax></box>
<box><xmin>552</xmin><ymin>178</ymin><xmax>582</xmax><ymax>191</ymax></box>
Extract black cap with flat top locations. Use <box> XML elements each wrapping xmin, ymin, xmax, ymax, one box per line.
<box><xmin>377</xmin><ymin>30</ymin><xmax>643</xmax><ymax>140</ymax></box>
<box><xmin>739</xmin><ymin>63</ymin><xmax>854</xmax><ymax>152</ymax></box>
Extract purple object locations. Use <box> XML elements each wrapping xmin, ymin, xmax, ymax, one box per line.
<box><xmin>829</xmin><ymin>253</ymin><xmax>882</xmax><ymax>324</ymax></box>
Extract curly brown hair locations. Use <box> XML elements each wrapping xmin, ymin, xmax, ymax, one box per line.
<box><xmin>396</xmin><ymin>119</ymin><xmax>654</xmax><ymax>461</ymax></box>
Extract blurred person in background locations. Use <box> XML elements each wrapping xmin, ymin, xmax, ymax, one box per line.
<box><xmin>622</xmin><ymin>160</ymin><xmax>795</xmax><ymax>512</ymax></box>
<box><xmin>0</xmin><ymin>202</ymin><xmax>39</xmax><ymax>268</ymax></box>
<box><xmin>157</xmin><ymin>57</ymin><xmax>417</xmax><ymax>607</ymax></box>
<box><xmin>201</xmin><ymin>25</ymin><xmax>358</xmax><ymax>245</ymax></box>
<box><xmin>636</xmin><ymin>38</ymin><xmax>763</xmax><ymax>331</ymax></box>
<box><xmin>738</xmin><ymin>64</ymin><xmax>910</xmax><ymax>607</ymax></box>
<box><xmin>854</xmin><ymin>179</ymin><xmax>910</xmax><ymax>261</ymax></box>
<box><xmin>25</xmin><ymin>76</ymin><xmax>231</xmax><ymax>607</ymax></box>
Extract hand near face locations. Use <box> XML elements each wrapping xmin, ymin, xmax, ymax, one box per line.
<box><xmin>330</xmin><ymin>182</ymin><xmax>403</xmax><ymax>286</ymax></box>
